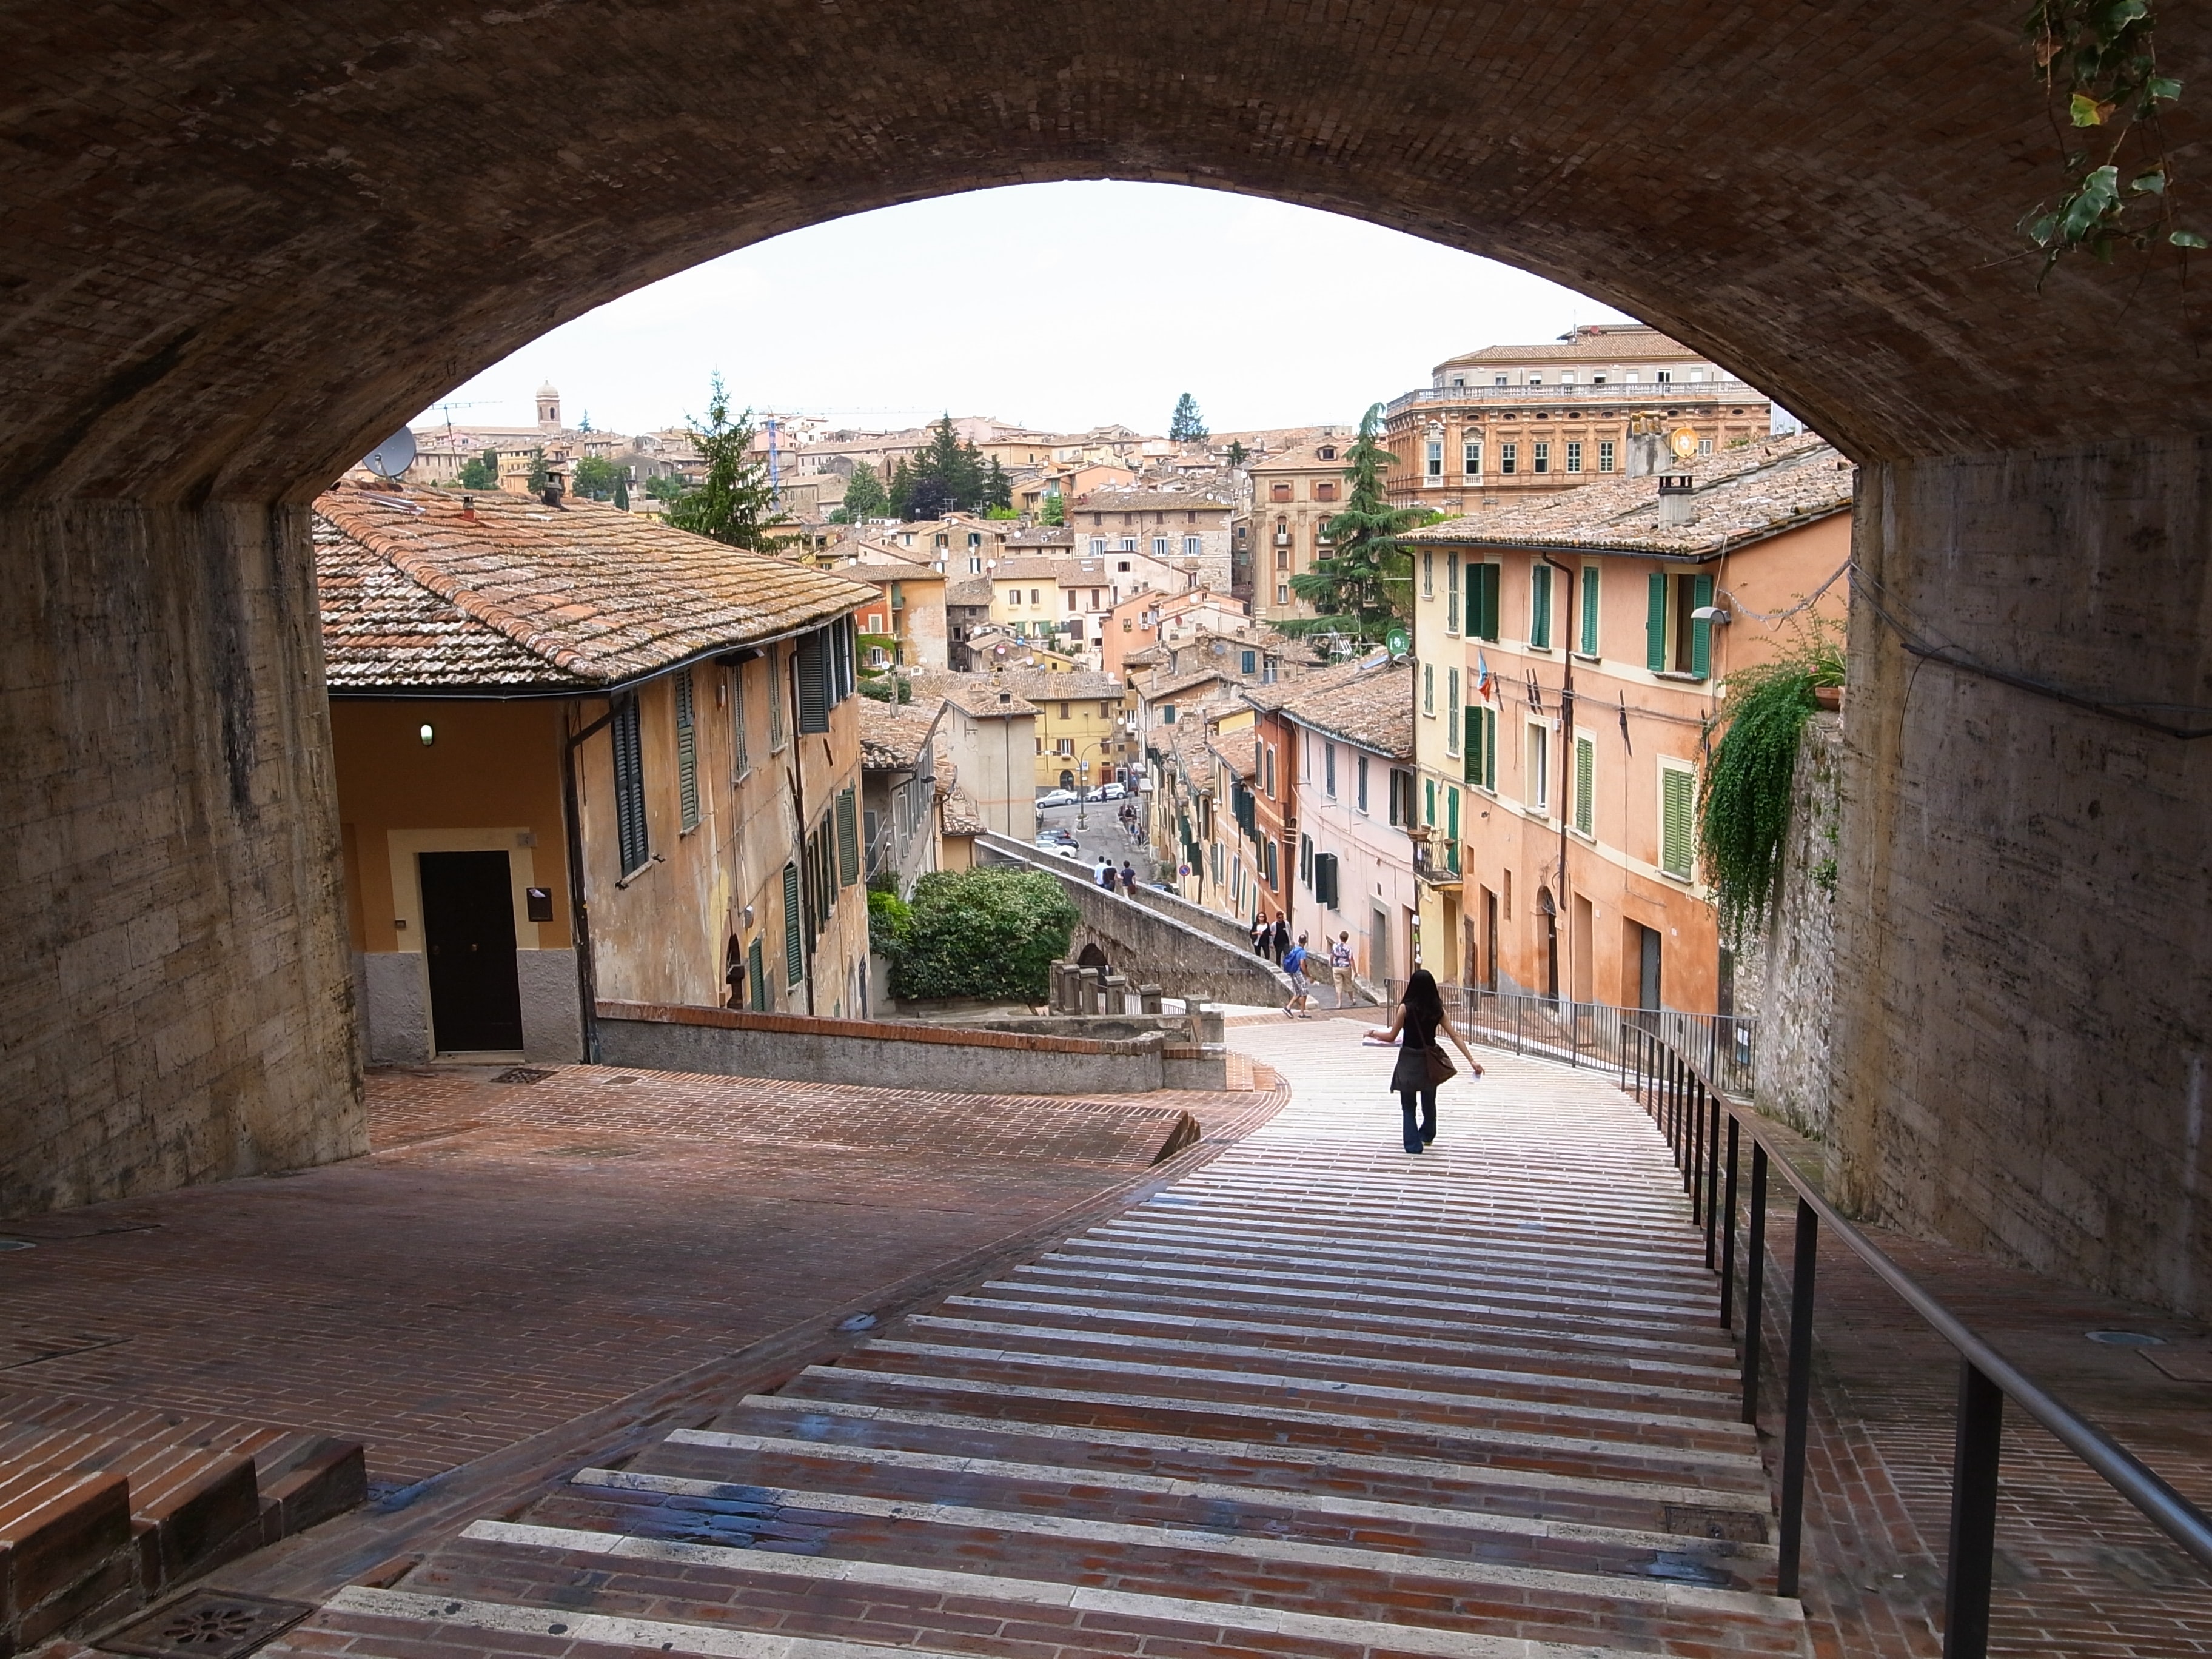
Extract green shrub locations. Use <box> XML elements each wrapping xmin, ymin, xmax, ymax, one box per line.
<box><xmin>888</xmin><ymin>866</ymin><xmax>1079</xmax><ymax>1002</ymax></box>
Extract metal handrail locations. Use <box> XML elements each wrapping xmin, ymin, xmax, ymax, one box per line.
<box><xmin>1614</xmin><ymin>1025</ymin><xmax>2212</xmax><ymax>1657</ymax></box>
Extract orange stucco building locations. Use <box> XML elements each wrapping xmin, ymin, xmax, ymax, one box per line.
<box><xmin>1401</xmin><ymin>434</ymin><xmax>1852</xmax><ymax>1015</ymax></box>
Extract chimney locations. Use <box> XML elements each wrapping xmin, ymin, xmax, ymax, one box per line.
<box><xmin>460</xmin><ymin>494</ymin><xmax>476</xmax><ymax>521</ymax></box>
<box><xmin>1627</xmin><ymin>428</ymin><xmax>1666</xmax><ymax>477</ymax></box>
<box><xmin>1657</xmin><ymin>474</ymin><xmax>1697</xmax><ymax>528</ymax></box>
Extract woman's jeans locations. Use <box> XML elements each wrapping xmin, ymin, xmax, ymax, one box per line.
<box><xmin>1398</xmin><ymin>1087</ymin><xmax>1438</xmax><ymax>1151</ymax></box>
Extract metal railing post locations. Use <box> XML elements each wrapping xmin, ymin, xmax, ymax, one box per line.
<box><xmin>1942</xmin><ymin>1361</ymin><xmax>2006</xmax><ymax>1659</ymax></box>
<box><xmin>1743</xmin><ymin>1142</ymin><xmax>1767</xmax><ymax>1423</ymax></box>
<box><xmin>1704</xmin><ymin>1088</ymin><xmax>1723</xmax><ymax>1269</ymax></box>
<box><xmin>1720</xmin><ymin>1112</ymin><xmax>1740</xmax><ymax>1328</ymax></box>
<box><xmin>1777</xmin><ymin>1196</ymin><xmax>1820</xmax><ymax>1597</ymax></box>
<box><xmin>1689</xmin><ymin>1073</ymin><xmax>1705</xmax><ymax>1227</ymax></box>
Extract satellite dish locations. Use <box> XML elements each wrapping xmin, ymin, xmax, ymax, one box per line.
<box><xmin>1667</xmin><ymin>426</ymin><xmax>1700</xmax><ymax>461</ymax></box>
<box><xmin>363</xmin><ymin>427</ymin><xmax>417</xmax><ymax>480</ymax></box>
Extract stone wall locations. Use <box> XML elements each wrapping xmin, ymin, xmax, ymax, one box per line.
<box><xmin>1835</xmin><ymin>441</ymin><xmax>2212</xmax><ymax>1318</ymax></box>
<box><xmin>1750</xmin><ymin>712</ymin><xmax>1843</xmax><ymax>1138</ymax></box>
<box><xmin>596</xmin><ymin>1000</ymin><xmax>1173</xmax><ymax>1096</ymax></box>
<box><xmin>1</xmin><ymin>504</ymin><xmax>364</xmax><ymax>1218</ymax></box>
<box><xmin>977</xmin><ymin>834</ymin><xmax>1293</xmax><ymax>1008</ymax></box>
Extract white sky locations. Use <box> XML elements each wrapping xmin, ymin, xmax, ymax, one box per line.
<box><xmin>417</xmin><ymin>181</ymin><xmax>1637</xmax><ymax>440</ymax></box>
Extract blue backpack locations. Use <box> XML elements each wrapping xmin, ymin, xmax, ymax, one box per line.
<box><xmin>1283</xmin><ymin>945</ymin><xmax>1307</xmax><ymax>977</ymax></box>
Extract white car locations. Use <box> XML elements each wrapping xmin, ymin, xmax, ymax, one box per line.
<box><xmin>1036</xmin><ymin>789</ymin><xmax>1080</xmax><ymax>809</ymax></box>
<box><xmin>1085</xmin><ymin>782</ymin><xmax>1128</xmax><ymax>802</ymax></box>
<box><xmin>1048</xmin><ymin>843</ymin><xmax>1086</xmax><ymax>861</ymax></box>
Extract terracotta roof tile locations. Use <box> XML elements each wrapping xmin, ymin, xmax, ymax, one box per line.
<box><xmin>858</xmin><ymin>698</ymin><xmax>944</xmax><ymax>771</ymax></box>
<box><xmin>1209</xmin><ymin>726</ymin><xmax>1259</xmax><ymax>778</ymax></box>
<box><xmin>1398</xmin><ymin>434</ymin><xmax>1848</xmax><ymax>557</ymax></box>
<box><xmin>316</xmin><ymin>484</ymin><xmax>876</xmax><ymax>692</ymax></box>
<box><xmin>908</xmin><ymin>671</ymin><xmax>1040</xmax><ymax>717</ymax></box>
<box><xmin>1273</xmin><ymin>660</ymin><xmax>1413</xmax><ymax>760</ymax></box>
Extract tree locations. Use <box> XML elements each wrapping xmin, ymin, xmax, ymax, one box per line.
<box><xmin>572</xmin><ymin>455</ymin><xmax>623</xmax><ymax>500</ymax></box>
<box><xmin>1039</xmin><ymin>490</ymin><xmax>1065</xmax><ymax>526</ymax></box>
<box><xmin>1223</xmin><ymin>440</ymin><xmax>1248</xmax><ymax>467</ymax></box>
<box><xmin>458</xmin><ymin>447</ymin><xmax>498</xmax><ymax>490</ymax></box>
<box><xmin>613</xmin><ymin>472</ymin><xmax>630</xmax><ymax>511</ymax></box>
<box><xmin>1281</xmin><ymin>403</ymin><xmax>1426</xmax><ymax>645</ymax></box>
<box><xmin>841</xmin><ymin>460</ymin><xmax>890</xmax><ymax>521</ymax></box>
<box><xmin>644</xmin><ymin>473</ymin><xmax>690</xmax><ymax>505</ymax></box>
<box><xmin>886</xmin><ymin>866</ymin><xmax>1080</xmax><ymax>1002</ymax></box>
<box><xmin>526</xmin><ymin>449</ymin><xmax>549</xmax><ymax>494</ymax></box>
<box><xmin>665</xmin><ymin>373</ymin><xmax>788</xmax><ymax>549</ymax></box>
<box><xmin>982</xmin><ymin>457</ymin><xmax>1012</xmax><ymax>511</ymax></box>
<box><xmin>888</xmin><ymin>416</ymin><xmax>991</xmax><ymax>520</ymax></box>
<box><xmin>1170</xmin><ymin>393</ymin><xmax>1207</xmax><ymax>442</ymax></box>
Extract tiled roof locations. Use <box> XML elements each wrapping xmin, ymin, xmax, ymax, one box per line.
<box><xmin>994</xmin><ymin>669</ymin><xmax>1121</xmax><ymax>702</ymax></box>
<box><xmin>843</xmin><ymin>549</ymin><xmax>945</xmax><ymax>581</ymax></box>
<box><xmin>858</xmin><ymin>698</ymin><xmax>943</xmax><ymax>771</ymax></box>
<box><xmin>1005</xmin><ymin>526</ymin><xmax>1074</xmax><ymax>548</ymax></box>
<box><xmin>945</xmin><ymin>577</ymin><xmax>994</xmax><ymax>606</ymax></box>
<box><xmin>1209</xmin><ymin>726</ymin><xmax>1258</xmax><ymax>779</ymax></box>
<box><xmin>1239</xmin><ymin>653</ymin><xmax>1381</xmax><ymax>713</ymax></box>
<box><xmin>988</xmin><ymin>557</ymin><xmax>1093</xmax><ymax>581</ymax></box>
<box><xmin>1142</xmin><ymin>668</ymin><xmax>1230</xmax><ymax>702</ymax></box>
<box><xmin>1076</xmin><ymin>484</ymin><xmax>1238</xmax><ymax>512</ymax></box>
<box><xmin>940</xmin><ymin>789</ymin><xmax>987</xmax><ymax>837</ymax></box>
<box><xmin>908</xmin><ymin>671</ymin><xmax>1040</xmax><ymax>717</ymax></box>
<box><xmin>1436</xmin><ymin>325</ymin><xmax>1700</xmax><ymax>367</ymax></box>
<box><xmin>1397</xmin><ymin>435</ymin><xmax>1849</xmax><ymax>558</ymax></box>
<box><xmin>1274</xmin><ymin>660</ymin><xmax>1413</xmax><ymax>760</ymax></box>
<box><xmin>1248</xmin><ymin>442</ymin><xmax>1352</xmax><ymax>474</ymax></box>
<box><xmin>315</xmin><ymin>484</ymin><xmax>875</xmax><ymax>692</ymax></box>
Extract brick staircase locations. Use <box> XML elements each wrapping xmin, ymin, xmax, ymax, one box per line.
<box><xmin>268</xmin><ymin>1028</ymin><xmax>1805</xmax><ymax>1659</ymax></box>
<box><xmin>0</xmin><ymin>1390</ymin><xmax>363</xmax><ymax>1655</ymax></box>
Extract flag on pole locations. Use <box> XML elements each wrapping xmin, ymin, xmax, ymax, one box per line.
<box><xmin>1473</xmin><ymin>651</ymin><xmax>1495</xmax><ymax>703</ymax></box>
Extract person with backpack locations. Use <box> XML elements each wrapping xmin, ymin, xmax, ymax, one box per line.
<box><xmin>1119</xmin><ymin>860</ymin><xmax>1138</xmax><ymax>896</ymax></box>
<box><xmin>1329</xmin><ymin>932</ymin><xmax>1356</xmax><ymax>1008</ymax></box>
<box><xmin>1282</xmin><ymin>933</ymin><xmax>1315</xmax><ymax>1019</ymax></box>
<box><xmin>1367</xmin><ymin>968</ymin><xmax>1482</xmax><ymax>1153</ymax></box>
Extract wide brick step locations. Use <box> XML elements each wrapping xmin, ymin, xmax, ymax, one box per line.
<box><xmin>0</xmin><ymin>1392</ymin><xmax>365</xmax><ymax>1654</ymax></box>
<box><xmin>275</xmin><ymin>1032</ymin><xmax>1792</xmax><ymax>1659</ymax></box>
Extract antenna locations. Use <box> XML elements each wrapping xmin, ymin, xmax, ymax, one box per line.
<box><xmin>361</xmin><ymin>427</ymin><xmax>417</xmax><ymax>481</ymax></box>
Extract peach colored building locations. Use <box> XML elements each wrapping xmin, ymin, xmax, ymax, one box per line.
<box><xmin>1401</xmin><ymin>434</ymin><xmax>1851</xmax><ymax>1015</ymax></box>
<box><xmin>1248</xmin><ymin>438</ymin><xmax>1353</xmax><ymax>625</ymax></box>
<box><xmin>1384</xmin><ymin>323</ymin><xmax>1774</xmax><ymax>513</ymax></box>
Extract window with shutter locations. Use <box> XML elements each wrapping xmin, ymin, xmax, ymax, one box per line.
<box><xmin>1445</xmin><ymin>670</ymin><xmax>1461</xmax><ymax>754</ymax></box>
<box><xmin>767</xmin><ymin>645</ymin><xmax>787</xmax><ymax>751</ymax></box>
<box><xmin>730</xmin><ymin>663</ymin><xmax>749</xmax><ymax>779</ymax></box>
<box><xmin>836</xmin><ymin>787</ymin><xmax>859</xmax><ymax>885</ymax></box>
<box><xmin>1317</xmin><ymin>852</ymin><xmax>1339</xmax><ymax>910</ymax></box>
<box><xmin>1529</xmin><ymin>565</ymin><xmax>1552</xmax><ymax>649</ymax></box>
<box><xmin>1424</xmin><ymin>776</ymin><xmax>1436</xmax><ymax>826</ymax></box>
<box><xmin>782</xmin><ymin>862</ymin><xmax>804</xmax><ymax>984</ymax></box>
<box><xmin>1646</xmin><ymin>572</ymin><xmax>1669</xmax><ymax>672</ymax></box>
<box><xmin>611</xmin><ymin>695</ymin><xmax>649</xmax><ymax>876</ymax></box>
<box><xmin>1475</xmin><ymin>561</ymin><xmax>1501</xmax><ymax>642</ymax></box>
<box><xmin>748</xmin><ymin>936</ymin><xmax>767</xmax><ymax>1011</ymax></box>
<box><xmin>1299</xmin><ymin>833</ymin><xmax>1313</xmax><ymax>885</ymax></box>
<box><xmin>674</xmin><ymin>670</ymin><xmax>699</xmax><ymax>833</ymax></box>
<box><xmin>1527</xmin><ymin>722</ymin><xmax>1550</xmax><ymax>814</ymax></box>
<box><xmin>1580</xmin><ymin>566</ymin><xmax>1601</xmax><ymax>656</ymax></box>
<box><xmin>1446</xmin><ymin>552</ymin><xmax>1461</xmax><ymax>634</ymax></box>
<box><xmin>795</xmin><ymin>631</ymin><xmax>831</xmax><ymax>733</ymax></box>
<box><xmin>1464</xmin><ymin>705</ymin><xmax>1483</xmax><ymax>785</ymax></box>
<box><xmin>1446</xmin><ymin>785</ymin><xmax>1460</xmax><ymax>840</ymax></box>
<box><xmin>1574</xmin><ymin>734</ymin><xmax>1596</xmax><ymax>836</ymax></box>
<box><xmin>1660</xmin><ymin>762</ymin><xmax>1697</xmax><ymax>879</ymax></box>
<box><xmin>1689</xmin><ymin>573</ymin><xmax>1716</xmax><ymax>679</ymax></box>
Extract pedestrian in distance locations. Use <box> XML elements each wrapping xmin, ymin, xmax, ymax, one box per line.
<box><xmin>1252</xmin><ymin>914</ymin><xmax>1270</xmax><ymax>957</ymax></box>
<box><xmin>1270</xmin><ymin>914</ymin><xmax>1290</xmax><ymax>965</ymax></box>
<box><xmin>1367</xmin><ymin>968</ymin><xmax>1482</xmax><ymax>1155</ymax></box>
<box><xmin>1094</xmin><ymin>858</ymin><xmax>1114</xmax><ymax>889</ymax></box>
<box><xmin>1282</xmin><ymin>933</ymin><xmax>1315</xmax><ymax>1019</ymax></box>
<box><xmin>1119</xmin><ymin>860</ymin><xmax>1138</xmax><ymax>896</ymax></box>
<box><xmin>1330</xmin><ymin>932</ymin><xmax>1357</xmax><ymax>1008</ymax></box>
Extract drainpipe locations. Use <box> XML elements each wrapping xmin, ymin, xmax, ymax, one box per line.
<box><xmin>561</xmin><ymin>696</ymin><xmax>621</xmax><ymax>1062</ymax></box>
<box><xmin>788</xmin><ymin>648</ymin><xmax>814</xmax><ymax>1017</ymax></box>
<box><xmin>1541</xmin><ymin>554</ymin><xmax>1578</xmax><ymax>1004</ymax></box>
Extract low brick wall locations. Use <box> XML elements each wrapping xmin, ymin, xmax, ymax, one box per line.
<box><xmin>976</xmin><ymin>834</ymin><xmax>1293</xmax><ymax>1008</ymax></box>
<box><xmin>596</xmin><ymin>1001</ymin><xmax>1167</xmax><ymax>1095</ymax></box>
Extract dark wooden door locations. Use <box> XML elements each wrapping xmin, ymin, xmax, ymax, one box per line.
<box><xmin>1638</xmin><ymin>923</ymin><xmax>1663</xmax><ymax>1014</ymax></box>
<box><xmin>420</xmin><ymin>850</ymin><xmax>523</xmax><ymax>1052</ymax></box>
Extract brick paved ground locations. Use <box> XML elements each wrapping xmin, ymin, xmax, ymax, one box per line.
<box><xmin>0</xmin><ymin>1064</ymin><xmax>1278</xmax><ymax>1492</ymax></box>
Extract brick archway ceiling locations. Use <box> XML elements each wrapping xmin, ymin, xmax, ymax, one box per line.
<box><xmin>3</xmin><ymin>1</ymin><xmax>2207</xmax><ymax>503</ymax></box>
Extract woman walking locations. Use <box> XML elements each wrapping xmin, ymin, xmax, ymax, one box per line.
<box><xmin>1368</xmin><ymin>968</ymin><xmax>1482</xmax><ymax>1154</ymax></box>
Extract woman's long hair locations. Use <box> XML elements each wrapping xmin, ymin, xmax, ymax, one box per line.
<box><xmin>1401</xmin><ymin>968</ymin><xmax>1444</xmax><ymax>1025</ymax></box>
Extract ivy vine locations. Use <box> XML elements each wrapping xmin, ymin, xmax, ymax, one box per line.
<box><xmin>1698</xmin><ymin>631</ymin><xmax>1845</xmax><ymax>945</ymax></box>
<box><xmin>2022</xmin><ymin>0</ymin><xmax>2204</xmax><ymax>276</ymax></box>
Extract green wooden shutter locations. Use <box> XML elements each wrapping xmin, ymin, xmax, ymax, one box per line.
<box><xmin>1689</xmin><ymin>573</ymin><xmax>1715</xmax><ymax>679</ymax></box>
<box><xmin>836</xmin><ymin>786</ymin><xmax>859</xmax><ymax>885</ymax></box>
<box><xmin>611</xmin><ymin>695</ymin><xmax>649</xmax><ymax>876</ymax></box>
<box><xmin>1424</xmin><ymin>776</ymin><xmax>1436</xmax><ymax>826</ymax></box>
<box><xmin>747</xmin><ymin>936</ymin><xmax>766</xmax><ymax>1011</ymax></box>
<box><xmin>1580</xmin><ymin>566</ymin><xmax>1601</xmax><ymax>656</ymax></box>
<box><xmin>782</xmin><ymin>862</ymin><xmax>804</xmax><ymax>984</ymax></box>
<box><xmin>1446</xmin><ymin>553</ymin><xmax>1461</xmax><ymax>632</ymax></box>
<box><xmin>674</xmin><ymin>670</ymin><xmax>699</xmax><ymax>832</ymax></box>
<box><xmin>1530</xmin><ymin>565</ymin><xmax>1552</xmax><ymax>649</ymax></box>
<box><xmin>1447</xmin><ymin>785</ymin><xmax>1460</xmax><ymax>840</ymax></box>
<box><xmin>1472</xmin><ymin>562</ymin><xmax>1500</xmax><ymax>641</ymax></box>
<box><xmin>1646</xmin><ymin>573</ymin><xmax>1669</xmax><ymax>672</ymax></box>
<box><xmin>1574</xmin><ymin>734</ymin><xmax>1595</xmax><ymax>836</ymax></box>
<box><xmin>1463</xmin><ymin>705</ymin><xmax>1481</xmax><ymax>785</ymax></box>
<box><xmin>1661</xmin><ymin>766</ymin><xmax>1696</xmax><ymax>879</ymax></box>
<box><xmin>795</xmin><ymin>629</ymin><xmax>831</xmax><ymax>732</ymax></box>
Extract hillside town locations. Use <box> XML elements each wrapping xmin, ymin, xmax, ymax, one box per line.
<box><xmin>341</xmin><ymin>319</ymin><xmax>1831</xmax><ymax>1045</ymax></box>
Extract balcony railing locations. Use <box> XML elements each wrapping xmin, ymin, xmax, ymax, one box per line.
<box><xmin>1384</xmin><ymin>379</ymin><xmax>1766</xmax><ymax>417</ymax></box>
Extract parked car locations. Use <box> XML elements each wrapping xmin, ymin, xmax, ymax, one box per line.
<box><xmin>1036</xmin><ymin>788</ymin><xmax>1079</xmax><ymax>809</ymax></box>
<box><xmin>1085</xmin><ymin>782</ymin><xmax>1128</xmax><ymax>802</ymax></box>
<box><xmin>1037</xmin><ymin>827</ymin><xmax>1078</xmax><ymax>847</ymax></box>
<box><xmin>1048</xmin><ymin>843</ymin><xmax>1086</xmax><ymax>861</ymax></box>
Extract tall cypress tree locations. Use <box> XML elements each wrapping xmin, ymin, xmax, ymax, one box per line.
<box><xmin>842</xmin><ymin>460</ymin><xmax>890</xmax><ymax>521</ymax></box>
<box><xmin>1281</xmin><ymin>403</ymin><xmax>1425</xmax><ymax>645</ymax></box>
<box><xmin>1170</xmin><ymin>393</ymin><xmax>1207</xmax><ymax>442</ymax></box>
<box><xmin>666</xmin><ymin>374</ymin><xmax>787</xmax><ymax>549</ymax></box>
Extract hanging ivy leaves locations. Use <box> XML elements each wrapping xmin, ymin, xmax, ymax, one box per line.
<box><xmin>2022</xmin><ymin>1</ymin><xmax>2204</xmax><ymax>276</ymax></box>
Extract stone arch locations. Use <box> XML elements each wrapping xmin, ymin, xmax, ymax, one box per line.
<box><xmin>5</xmin><ymin>1</ymin><xmax>2211</xmax><ymax>1312</ymax></box>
